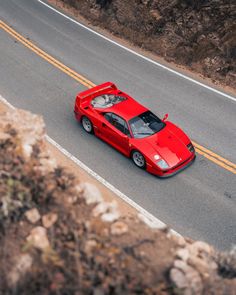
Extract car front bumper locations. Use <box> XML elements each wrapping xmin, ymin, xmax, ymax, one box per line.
<box><xmin>146</xmin><ymin>153</ymin><xmax>196</xmax><ymax>178</ymax></box>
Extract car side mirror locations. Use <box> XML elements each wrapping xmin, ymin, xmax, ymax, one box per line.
<box><xmin>163</xmin><ymin>113</ymin><xmax>169</xmax><ymax>121</ymax></box>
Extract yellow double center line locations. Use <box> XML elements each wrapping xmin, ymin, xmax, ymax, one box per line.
<box><xmin>193</xmin><ymin>141</ymin><xmax>236</xmax><ymax>174</ymax></box>
<box><xmin>0</xmin><ymin>21</ymin><xmax>95</xmax><ymax>89</ymax></box>
<box><xmin>1</xmin><ymin>20</ymin><xmax>236</xmax><ymax>175</ymax></box>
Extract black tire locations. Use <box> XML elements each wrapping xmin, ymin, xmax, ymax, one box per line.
<box><xmin>131</xmin><ymin>150</ymin><xmax>146</xmax><ymax>169</ymax></box>
<box><xmin>81</xmin><ymin>116</ymin><xmax>94</xmax><ymax>134</ymax></box>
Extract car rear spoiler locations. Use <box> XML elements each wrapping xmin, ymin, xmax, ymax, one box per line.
<box><xmin>78</xmin><ymin>82</ymin><xmax>118</xmax><ymax>102</ymax></box>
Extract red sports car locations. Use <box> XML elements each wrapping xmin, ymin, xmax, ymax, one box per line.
<box><xmin>74</xmin><ymin>82</ymin><xmax>195</xmax><ymax>177</ymax></box>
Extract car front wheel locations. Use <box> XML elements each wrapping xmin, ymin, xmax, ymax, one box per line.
<box><xmin>81</xmin><ymin>116</ymin><xmax>93</xmax><ymax>134</ymax></box>
<box><xmin>131</xmin><ymin>150</ymin><xmax>146</xmax><ymax>169</ymax></box>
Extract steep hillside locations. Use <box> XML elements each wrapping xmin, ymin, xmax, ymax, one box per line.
<box><xmin>55</xmin><ymin>0</ymin><xmax>236</xmax><ymax>88</ymax></box>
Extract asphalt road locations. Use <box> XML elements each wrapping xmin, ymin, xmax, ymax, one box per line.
<box><xmin>0</xmin><ymin>0</ymin><xmax>236</xmax><ymax>250</ymax></box>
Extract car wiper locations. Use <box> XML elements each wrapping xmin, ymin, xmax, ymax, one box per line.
<box><xmin>136</xmin><ymin>132</ymin><xmax>153</xmax><ymax>135</ymax></box>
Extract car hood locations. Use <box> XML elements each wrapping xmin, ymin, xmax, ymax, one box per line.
<box><xmin>133</xmin><ymin>125</ymin><xmax>191</xmax><ymax>168</ymax></box>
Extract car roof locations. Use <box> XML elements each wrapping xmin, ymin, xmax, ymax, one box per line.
<box><xmin>99</xmin><ymin>92</ymin><xmax>148</xmax><ymax>121</ymax></box>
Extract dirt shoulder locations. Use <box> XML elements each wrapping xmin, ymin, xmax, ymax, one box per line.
<box><xmin>47</xmin><ymin>0</ymin><xmax>235</xmax><ymax>96</ymax></box>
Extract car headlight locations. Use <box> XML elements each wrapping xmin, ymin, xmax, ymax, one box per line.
<box><xmin>187</xmin><ymin>143</ymin><xmax>195</xmax><ymax>153</ymax></box>
<box><xmin>156</xmin><ymin>159</ymin><xmax>169</xmax><ymax>169</ymax></box>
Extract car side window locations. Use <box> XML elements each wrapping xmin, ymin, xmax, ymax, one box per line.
<box><xmin>123</xmin><ymin>121</ymin><xmax>130</xmax><ymax>136</ymax></box>
<box><xmin>104</xmin><ymin>113</ymin><xmax>112</xmax><ymax>123</ymax></box>
<box><xmin>104</xmin><ymin>113</ymin><xmax>130</xmax><ymax>136</ymax></box>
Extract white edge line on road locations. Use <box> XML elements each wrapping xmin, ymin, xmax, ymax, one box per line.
<box><xmin>37</xmin><ymin>0</ymin><xmax>236</xmax><ymax>103</ymax></box>
<box><xmin>0</xmin><ymin>94</ymin><xmax>180</xmax><ymax>236</ymax></box>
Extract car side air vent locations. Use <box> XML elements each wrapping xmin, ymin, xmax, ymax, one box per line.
<box><xmin>84</xmin><ymin>106</ymin><xmax>89</xmax><ymax>110</ymax></box>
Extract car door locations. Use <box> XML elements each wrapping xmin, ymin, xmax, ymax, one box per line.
<box><xmin>101</xmin><ymin>113</ymin><xmax>130</xmax><ymax>156</ymax></box>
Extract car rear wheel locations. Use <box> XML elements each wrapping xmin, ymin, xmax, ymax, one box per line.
<box><xmin>131</xmin><ymin>150</ymin><xmax>146</xmax><ymax>169</ymax></box>
<box><xmin>81</xmin><ymin>116</ymin><xmax>93</xmax><ymax>134</ymax></box>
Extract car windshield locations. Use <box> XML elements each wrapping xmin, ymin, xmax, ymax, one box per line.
<box><xmin>129</xmin><ymin>111</ymin><xmax>165</xmax><ymax>138</ymax></box>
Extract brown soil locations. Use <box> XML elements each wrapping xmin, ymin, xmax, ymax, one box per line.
<box><xmin>47</xmin><ymin>0</ymin><xmax>236</xmax><ymax>94</ymax></box>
